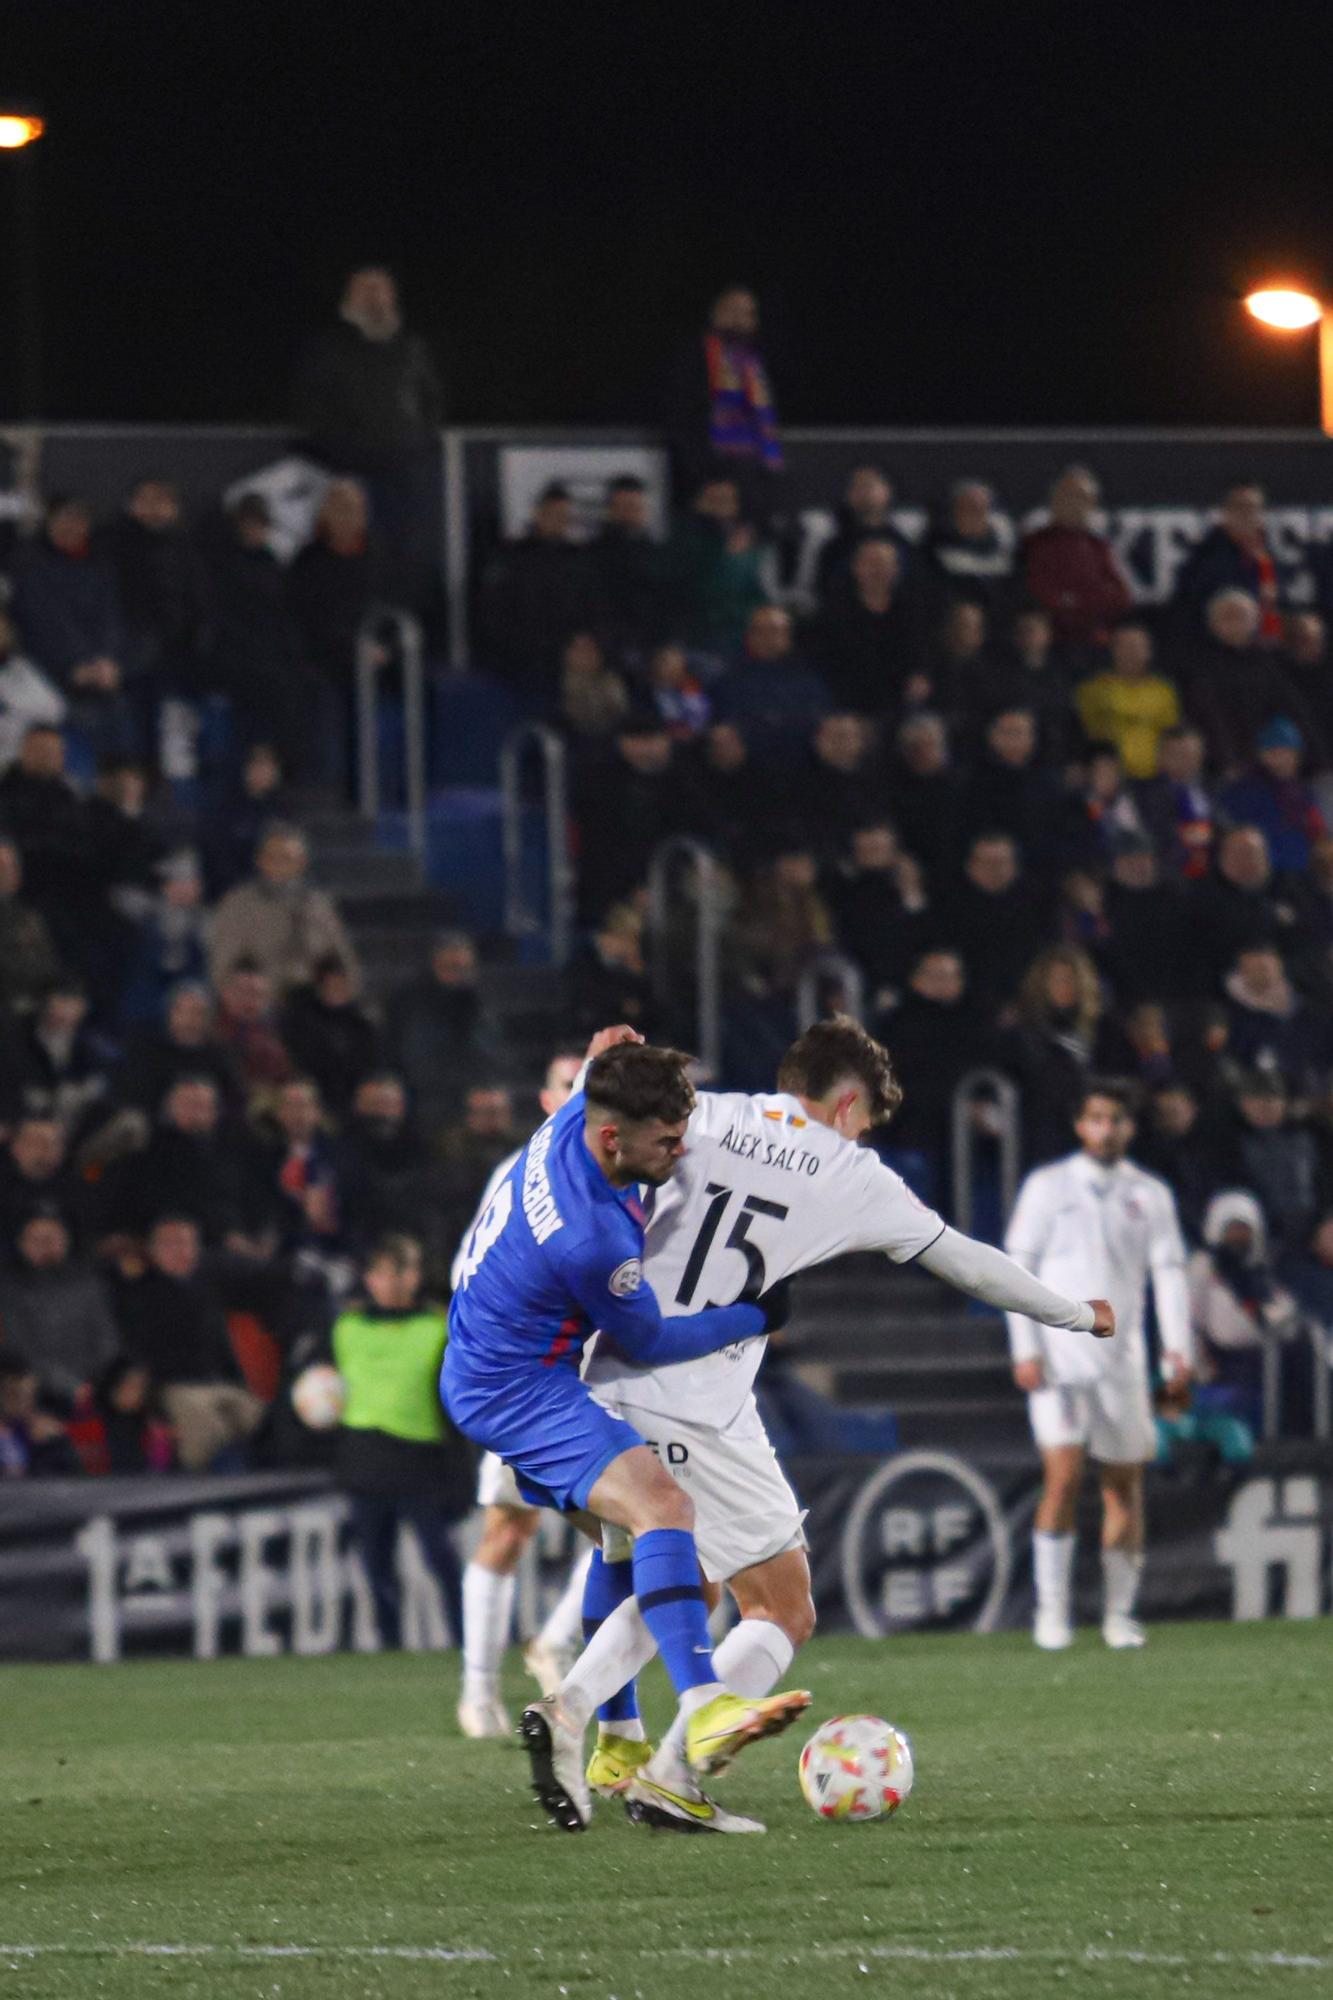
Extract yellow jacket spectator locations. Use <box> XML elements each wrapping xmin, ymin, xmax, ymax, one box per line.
<box><xmin>1076</xmin><ymin>623</ymin><xmax>1181</xmax><ymax>779</ymax></box>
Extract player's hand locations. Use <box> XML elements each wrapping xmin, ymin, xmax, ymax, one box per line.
<box><xmin>1088</xmin><ymin>1298</ymin><xmax>1115</xmax><ymax>1338</ymax></box>
<box><xmin>585</xmin><ymin>1024</ymin><xmax>643</xmax><ymax>1061</ymax></box>
<box><xmin>1162</xmin><ymin>1352</ymin><xmax>1192</xmax><ymax>1389</ymax></box>
<box><xmin>1012</xmin><ymin>1359</ymin><xmax>1044</xmax><ymax>1393</ymax></box>
<box><xmin>748</xmin><ymin>1280</ymin><xmax>792</xmax><ymax>1333</ymax></box>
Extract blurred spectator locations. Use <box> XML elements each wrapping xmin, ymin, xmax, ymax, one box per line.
<box><xmin>0</xmin><ymin>609</ymin><xmax>66</xmax><ymax>771</ymax></box>
<box><xmin>88</xmin><ymin>1357</ymin><xmax>173</xmax><ymax>1475</ymax></box>
<box><xmin>961</xmin><ymin>709</ymin><xmax>1063</xmax><ymax>863</ymax></box>
<box><xmin>1184</xmin><ymin>589</ymin><xmax>1308</xmax><ymax>775</ymax></box>
<box><xmin>812</xmin><ymin>537</ymin><xmax>919</xmax><ymax>714</ymax></box>
<box><xmin>478</xmin><ymin>482</ymin><xmax>599</xmax><ymax>698</ymax></box>
<box><xmin>0</xmin><ymin>1212</ymin><xmax>118</xmax><ymax>1406</ymax></box>
<box><xmin>293</xmin><ymin>265</ymin><xmax>442</xmax><ymax>606</ymax></box>
<box><xmin>924</xmin><ymin>479</ymin><xmax>1013</xmax><ymax>608</ymax></box>
<box><xmin>114</xmin><ymin>1214</ymin><xmax>264</xmax><ymax>1471</ymax></box>
<box><xmin>203</xmin><ymin>495</ymin><xmax>305</xmax><ymax>768</ymax></box>
<box><xmin>814</xmin><ymin>467</ymin><xmax>912</xmax><ymax>597</ymax></box>
<box><xmin>573</xmin><ymin>713</ymin><xmax>700</xmax><ymax>921</ymax></box>
<box><xmin>1191</xmin><ymin>825</ymin><xmax>1305</xmax><ymax>984</ymax></box>
<box><xmin>10</xmin><ymin>496</ymin><xmax>133</xmax><ymax>757</ymax></box>
<box><xmin>1100</xmin><ymin>1000</ymin><xmax>1179</xmax><ymax>1092</ymax></box>
<box><xmin>87</xmin><ymin>757</ymin><xmax>168</xmax><ymax>902</ymax></box>
<box><xmin>341</xmin><ymin>1073</ymin><xmax>434</xmax><ymax>1250</ymax></box>
<box><xmin>0</xmin><ymin>836</ymin><xmax>59</xmax><ymax>1020</ymax></box>
<box><xmin>437</xmin><ymin>1087</ymin><xmax>518</xmax><ymax>1253</ymax></box>
<box><xmin>1018</xmin><ymin>465</ymin><xmax>1132</xmax><ymax>651</ymax></box>
<box><xmin>98</xmin><ymin>1076</ymin><xmax>257</xmax><ymax>1251</ymax></box>
<box><xmin>646</xmin><ymin>642</ymin><xmax>711</xmax><ymax>741</ymax></box>
<box><xmin>1219</xmin><ymin>718</ymin><xmax>1327</xmax><ymax>875</ymax></box>
<box><xmin>884</xmin><ymin>713</ymin><xmax>965</xmax><ymax>885</ymax></box>
<box><xmin>591</xmin><ymin>475</ymin><xmax>667</xmax><ymax>653</ymax></box>
<box><xmin>213</xmin><ymin>959</ymin><xmax>292</xmax><ymax>1094</ymax></box>
<box><xmin>1223</xmin><ymin>943</ymin><xmax>1329</xmax><ymax>1091</ymax></box>
<box><xmin>1279</xmin><ymin>1209</ymin><xmax>1333</xmax><ymax>1334</ymax></box>
<box><xmin>713</xmin><ymin>607</ymin><xmax>831</xmax><ymax>770</ymax></box>
<box><xmin>568</xmin><ymin>904</ymin><xmax>654</xmax><ymax>1041</ymax></box>
<box><xmin>1102</xmin><ymin>838</ymin><xmax>1192</xmax><ymax>1002</ymax></box>
<box><xmin>796</xmin><ymin>714</ymin><xmax>887</xmax><ymax>858</ymax></box>
<box><xmin>1171</xmin><ymin>484</ymin><xmax>1288</xmax><ymax>644</ymax></box>
<box><xmin>1065</xmin><ymin>742</ymin><xmax>1150</xmax><ymax>870</ymax></box>
<box><xmin>332</xmin><ymin>1234</ymin><xmax>469</xmax><ymax>1645</ymax></box>
<box><xmin>558</xmin><ymin>630</ymin><xmax>630</xmax><ymax>740</ymax></box>
<box><xmin>114</xmin><ymin>982</ymin><xmax>242</xmax><ymax>1119</ymax></box>
<box><xmin>670</xmin><ymin>286</ymin><xmax>783</xmax><ymax>504</ymax></box>
<box><xmin>1076</xmin><ymin>622</ymin><xmax>1182</xmax><ymax>778</ymax></box>
<box><xmin>0</xmin><ymin>1117</ymin><xmax>88</xmax><ymax>1243</ymax></box>
<box><xmin>101</xmin><ymin>477</ymin><xmax>207</xmax><ymax>700</ymax></box>
<box><xmin>734</xmin><ymin>850</ymin><xmax>834</xmax><ymax>997</ymax></box>
<box><xmin>1138</xmin><ymin>1082</ymin><xmax>1226</xmax><ymax>1242</ymax></box>
<box><xmin>941</xmin><ymin>833</ymin><xmax>1051</xmax><ymax>1013</ymax></box>
<box><xmin>205</xmin><ymin>741</ymin><xmax>293</xmax><ymax>897</ymax></box>
<box><xmin>207</xmin><ymin>823</ymin><xmax>358</xmax><ymax>994</ymax></box>
<box><xmin>826</xmin><ymin>823</ymin><xmax>931</xmax><ymax>1006</ymax></box>
<box><xmin>1133</xmin><ymin>724</ymin><xmax>1217</xmax><ymax>881</ymax></box>
<box><xmin>1227</xmin><ymin>1072</ymin><xmax>1321</xmax><ymax>1250</ymax></box>
<box><xmin>0</xmin><ymin>1353</ymin><xmax>82</xmax><ymax>1478</ymax></box>
<box><xmin>253</xmin><ymin>1076</ymin><xmax>351</xmax><ymax>1295</ymax></box>
<box><xmin>1277</xmin><ymin>610</ymin><xmax>1333</xmax><ymax>764</ymax></box>
<box><xmin>692</xmin><ymin>721</ymin><xmax>772</xmax><ymax>866</ymax></box>
<box><xmin>984</xmin><ymin>605</ymin><xmax>1081</xmax><ymax>764</ymax></box>
<box><xmin>921</xmin><ymin>599</ymin><xmax>996</xmax><ymax>734</ymax></box>
<box><xmin>11</xmin><ymin>979</ymin><xmax>113</xmax><ymax>1137</ymax></box>
<box><xmin>1188</xmin><ymin>1190</ymin><xmax>1303</xmax><ymax>1433</ymax></box>
<box><xmin>662</xmin><ymin>475</ymin><xmax>767</xmax><ymax>657</ymax></box>
<box><xmin>387</xmin><ymin>931</ymin><xmax>504</xmax><ymax>1135</ymax></box>
<box><xmin>1002</xmin><ymin>945</ymin><xmax>1103</xmax><ymax>1165</ymax></box>
<box><xmin>280</xmin><ymin>954</ymin><xmax>380</xmax><ymax>1115</ymax></box>
<box><xmin>287</xmin><ymin>479</ymin><xmax>383</xmax><ymax>791</ymax></box>
<box><xmin>874</xmin><ymin>948</ymin><xmax>993</xmax><ymax>1179</ymax></box>
<box><xmin>118</xmin><ymin>849</ymin><xmax>210</xmax><ymax>1029</ymax></box>
<box><xmin>0</xmin><ymin>724</ymin><xmax>97</xmax><ymax>961</ymax></box>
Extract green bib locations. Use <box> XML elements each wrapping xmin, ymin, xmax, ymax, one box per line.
<box><xmin>332</xmin><ymin>1307</ymin><xmax>449</xmax><ymax>1444</ymax></box>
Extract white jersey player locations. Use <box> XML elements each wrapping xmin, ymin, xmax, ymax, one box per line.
<box><xmin>548</xmin><ymin>1019</ymin><xmax>1115</xmax><ymax>1832</ymax></box>
<box><xmin>455</xmin><ymin>1050</ymin><xmax>597</xmax><ymax>1740</ymax></box>
<box><xmin>1004</xmin><ymin>1078</ymin><xmax>1192</xmax><ymax>1653</ymax></box>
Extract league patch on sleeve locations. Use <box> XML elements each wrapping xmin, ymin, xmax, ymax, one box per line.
<box><xmin>608</xmin><ymin>1258</ymin><xmax>643</xmax><ymax>1297</ymax></box>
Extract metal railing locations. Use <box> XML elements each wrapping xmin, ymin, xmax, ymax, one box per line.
<box><xmin>796</xmin><ymin>951</ymin><xmax>865</xmax><ymax>1030</ymax></box>
<box><xmin>1259</xmin><ymin>1319</ymin><xmax>1332</xmax><ymax>1444</ymax></box>
<box><xmin>355</xmin><ymin>608</ymin><xmax>427</xmax><ymax>859</ymax></box>
<box><xmin>646</xmin><ymin>837</ymin><xmax>724</xmax><ymax>1077</ymax></box>
<box><xmin>949</xmin><ymin>1068</ymin><xmax>1022</xmax><ymax>1236</ymax></box>
<box><xmin>498</xmin><ymin>723</ymin><xmax>575</xmax><ymax>966</ymax></box>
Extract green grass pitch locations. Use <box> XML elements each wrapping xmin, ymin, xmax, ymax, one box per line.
<box><xmin>2</xmin><ymin>1623</ymin><xmax>1331</xmax><ymax>1999</ymax></box>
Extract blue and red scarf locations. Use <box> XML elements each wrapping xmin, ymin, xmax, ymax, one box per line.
<box><xmin>704</xmin><ymin>333</ymin><xmax>784</xmax><ymax>470</ymax></box>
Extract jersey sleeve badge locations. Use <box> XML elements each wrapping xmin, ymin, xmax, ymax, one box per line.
<box><xmin>608</xmin><ymin>1258</ymin><xmax>643</xmax><ymax>1297</ymax></box>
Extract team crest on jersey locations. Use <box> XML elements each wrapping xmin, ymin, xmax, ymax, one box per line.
<box><xmin>609</xmin><ymin>1258</ymin><xmax>643</xmax><ymax>1297</ymax></box>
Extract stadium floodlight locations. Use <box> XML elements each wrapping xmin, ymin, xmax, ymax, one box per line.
<box><xmin>1245</xmin><ymin>285</ymin><xmax>1333</xmax><ymax>436</ymax></box>
<box><xmin>0</xmin><ymin>113</ymin><xmax>44</xmax><ymax>149</ymax></box>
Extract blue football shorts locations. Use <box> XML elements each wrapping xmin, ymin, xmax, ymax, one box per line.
<box><xmin>442</xmin><ymin>1346</ymin><xmax>643</xmax><ymax>1513</ymax></box>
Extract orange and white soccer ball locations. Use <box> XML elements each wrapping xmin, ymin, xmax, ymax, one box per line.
<box><xmin>290</xmin><ymin>1364</ymin><xmax>346</xmax><ymax>1431</ymax></box>
<box><xmin>798</xmin><ymin>1714</ymin><xmax>914</xmax><ymax>1822</ymax></box>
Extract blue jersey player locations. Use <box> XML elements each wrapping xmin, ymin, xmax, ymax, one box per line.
<box><xmin>445</xmin><ymin>1039</ymin><xmax>810</xmax><ymax>1829</ymax></box>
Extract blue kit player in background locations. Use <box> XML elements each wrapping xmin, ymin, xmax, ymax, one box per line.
<box><xmin>444</xmin><ymin>1038</ymin><xmax>809</xmax><ymax>1830</ymax></box>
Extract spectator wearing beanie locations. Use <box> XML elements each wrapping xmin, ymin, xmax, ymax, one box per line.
<box><xmin>1219</xmin><ymin>718</ymin><xmax>1327</xmax><ymax>875</ymax></box>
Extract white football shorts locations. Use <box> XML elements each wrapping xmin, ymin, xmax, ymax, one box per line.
<box><xmin>594</xmin><ymin>1392</ymin><xmax>807</xmax><ymax>1582</ymax></box>
<box><xmin>476</xmin><ymin>1450</ymin><xmax>534</xmax><ymax>1511</ymax></box>
<box><xmin>1027</xmin><ymin>1375</ymin><xmax>1157</xmax><ymax>1464</ymax></box>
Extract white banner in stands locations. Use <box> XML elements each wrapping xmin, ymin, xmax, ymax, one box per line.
<box><xmin>498</xmin><ymin>445</ymin><xmax>669</xmax><ymax>541</ymax></box>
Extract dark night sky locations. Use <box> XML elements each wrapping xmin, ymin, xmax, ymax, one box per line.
<box><xmin>7</xmin><ymin>2</ymin><xmax>1333</xmax><ymax>428</ymax></box>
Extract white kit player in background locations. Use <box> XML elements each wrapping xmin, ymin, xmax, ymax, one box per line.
<box><xmin>454</xmin><ymin>1050</ymin><xmax>596</xmax><ymax>1740</ymax></box>
<box><xmin>553</xmin><ymin>1019</ymin><xmax>1115</xmax><ymax>1831</ymax></box>
<box><xmin>1005</xmin><ymin>1077</ymin><xmax>1192</xmax><ymax>1653</ymax></box>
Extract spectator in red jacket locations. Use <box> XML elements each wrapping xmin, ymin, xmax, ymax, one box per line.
<box><xmin>1019</xmin><ymin>465</ymin><xmax>1132</xmax><ymax>654</ymax></box>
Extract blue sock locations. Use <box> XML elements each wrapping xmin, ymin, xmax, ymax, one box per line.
<box><xmin>631</xmin><ymin>1527</ymin><xmax>716</xmax><ymax>1697</ymax></box>
<box><xmin>582</xmin><ymin>1549</ymin><xmax>640</xmax><ymax>1725</ymax></box>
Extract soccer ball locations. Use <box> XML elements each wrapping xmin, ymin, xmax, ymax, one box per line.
<box><xmin>291</xmin><ymin>1364</ymin><xmax>346</xmax><ymax>1431</ymax></box>
<box><xmin>798</xmin><ymin>1715</ymin><xmax>914</xmax><ymax>1822</ymax></box>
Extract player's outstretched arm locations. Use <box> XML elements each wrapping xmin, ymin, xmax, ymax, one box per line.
<box><xmin>916</xmin><ymin>1226</ymin><xmax>1115</xmax><ymax>1339</ymax></box>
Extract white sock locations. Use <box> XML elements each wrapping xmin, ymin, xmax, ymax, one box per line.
<box><xmin>676</xmin><ymin>1679</ymin><xmax>725</xmax><ymax>1718</ymax></box>
<box><xmin>560</xmin><ymin>1595</ymin><xmax>658</xmax><ymax>1727</ymax></box>
<box><xmin>537</xmin><ymin>1545</ymin><xmax>594</xmax><ymax>1654</ymax></box>
<box><xmin>660</xmin><ymin>1618</ymin><xmax>795</xmax><ymax>1762</ymax></box>
<box><xmin>599</xmin><ymin>1715</ymin><xmax>646</xmax><ymax>1741</ymax></box>
<box><xmin>1101</xmin><ymin>1547</ymin><xmax>1144</xmax><ymax>1621</ymax></box>
<box><xmin>1033</xmin><ymin>1531</ymin><xmax>1075</xmax><ymax>1622</ymax></box>
<box><xmin>461</xmin><ymin>1561</ymin><xmax>516</xmax><ymax>1703</ymax></box>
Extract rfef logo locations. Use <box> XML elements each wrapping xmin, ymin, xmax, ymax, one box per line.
<box><xmin>839</xmin><ymin>1451</ymin><xmax>1012</xmax><ymax>1637</ymax></box>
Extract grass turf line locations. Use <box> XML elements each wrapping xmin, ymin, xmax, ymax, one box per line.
<box><xmin>1</xmin><ymin>1622</ymin><xmax>1330</xmax><ymax>1999</ymax></box>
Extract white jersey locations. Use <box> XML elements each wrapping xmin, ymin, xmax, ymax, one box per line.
<box><xmin>1003</xmin><ymin>1151</ymin><xmax>1191</xmax><ymax>1387</ymax></box>
<box><xmin>584</xmin><ymin>1089</ymin><xmax>945</xmax><ymax>1427</ymax></box>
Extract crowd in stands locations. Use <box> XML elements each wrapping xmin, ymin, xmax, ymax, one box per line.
<box><xmin>3</xmin><ymin>273</ymin><xmax>1333</xmax><ymax>1471</ymax></box>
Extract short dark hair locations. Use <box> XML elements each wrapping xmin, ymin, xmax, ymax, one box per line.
<box><xmin>609</xmin><ymin>474</ymin><xmax>646</xmax><ymax>494</ymax></box>
<box><xmin>367</xmin><ymin>1232</ymin><xmax>422</xmax><ymax>1269</ymax></box>
<box><xmin>1075</xmin><ymin>1076</ymin><xmax>1140</xmax><ymax>1119</ymax></box>
<box><xmin>777</xmin><ymin>1017</ymin><xmax>903</xmax><ymax>1125</ymax></box>
<box><xmin>585</xmin><ymin>1044</ymin><xmax>695</xmax><ymax>1126</ymax></box>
